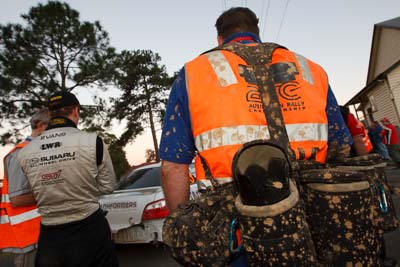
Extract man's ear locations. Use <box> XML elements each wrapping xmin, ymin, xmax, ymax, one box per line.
<box><xmin>34</xmin><ymin>121</ymin><xmax>48</xmax><ymax>136</ymax></box>
<box><xmin>217</xmin><ymin>35</ymin><xmax>224</xmax><ymax>45</ymax></box>
<box><xmin>37</xmin><ymin>121</ymin><xmax>47</xmax><ymax>130</ymax></box>
<box><xmin>73</xmin><ymin>106</ymin><xmax>80</xmax><ymax>116</ymax></box>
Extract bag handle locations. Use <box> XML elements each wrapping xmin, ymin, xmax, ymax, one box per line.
<box><xmin>216</xmin><ymin>42</ymin><xmax>294</xmax><ymax>160</ymax></box>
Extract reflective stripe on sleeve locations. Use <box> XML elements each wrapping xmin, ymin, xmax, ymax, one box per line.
<box><xmin>194</xmin><ymin>123</ymin><xmax>327</xmax><ymax>152</ymax></box>
<box><xmin>9</xmin><ymin>209</ymin><xmax>40</xmax><ymax>225</ymax></box>
<box><xmin>205</xmin><ymin>51</ymin><xmax>238</xmax><ymax>87</ymax></box>
<box><xmin>0</xmin><ymin>215</ymin><xmax>10</xmax><ymax>224</ymax></box>
<box><xmin>1</xmin><ymin>193</ymin><xmax>10</xmax><ymax>203</ymax></box>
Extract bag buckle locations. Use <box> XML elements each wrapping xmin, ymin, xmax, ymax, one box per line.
<box><xmin>378</xmin><ymin>184</ymin><xmax>388</xmax><ymax>213</ymax></box>
<box><xmin>229</xmin><ymin>218</ymin><xmax>243</xmax><ymax>253</ymax></box>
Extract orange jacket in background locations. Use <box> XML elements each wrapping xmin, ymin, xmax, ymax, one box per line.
<box><xmin>346</xmin><ymin>113</ymin><xmax>373</xmax><ymax>155</ymax></box>
<box><xmin>0</xmin><ymin>141</ymin><xmax>40</xmax><ymax>250</ymax></box>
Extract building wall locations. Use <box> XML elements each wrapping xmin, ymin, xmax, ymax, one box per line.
<box><xmin>368</xmin><ymin>80</ymin><xmax>399</xmax><ymax>125</ymax></box>
<box><xmin>388</xmin><ymin>65</ymin><xmax>400</xmax><ymax>114</ymax></box>
<box><xmin>372</xmin><ymin>28</ymin><xmax>400</xmax><ymax>80</ymax></box>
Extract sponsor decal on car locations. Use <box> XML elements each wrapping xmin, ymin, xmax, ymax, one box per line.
<box><xmin>101</xmin><ymin>202</ymin><xmax>137</xmax><ymax>210</ymax></box>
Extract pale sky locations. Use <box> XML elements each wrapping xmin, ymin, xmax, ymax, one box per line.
<box><xmin>1</xmin><ymin>0</ymin><xmax>400</xmax><ymax>174</ymax></box>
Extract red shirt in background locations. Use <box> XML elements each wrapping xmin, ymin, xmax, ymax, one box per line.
<box><xmin>381</xmin><ymin>123</ymin><xmax>399</xmax><ymax>145</ymax></box>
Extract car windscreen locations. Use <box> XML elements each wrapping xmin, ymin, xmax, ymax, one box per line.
<box><xmin>117</xmin><ymin>166</ymin><xmax>161</xmax><ymax>190</ymax></box>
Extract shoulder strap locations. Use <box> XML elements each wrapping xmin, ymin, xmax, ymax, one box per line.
<box><xmin>208</xmin><ymin>42</ymin><xmax>295</xmax><ymax>161</ymax></box>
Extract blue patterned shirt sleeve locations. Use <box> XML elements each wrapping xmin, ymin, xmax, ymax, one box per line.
<box><xmin>326</xmin><ymin>85</ymin><xmax>353</xmax><ymax>147</ymax></box>
<box><xmin>159</xmin><ymin>68</ymin><xmax>196</xmax><ymax>164</ymax></box>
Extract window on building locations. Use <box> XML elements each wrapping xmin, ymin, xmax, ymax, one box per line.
<box><xmin>368</xmin><ymin>95</ymin><xmax>377</xmax><ymax>112</ymax></box>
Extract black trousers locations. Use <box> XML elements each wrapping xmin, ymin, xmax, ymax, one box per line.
<box><xmin>35</xmin><ymin>209</ymin><xmax>119</xmax><ymax>267</ymax></box>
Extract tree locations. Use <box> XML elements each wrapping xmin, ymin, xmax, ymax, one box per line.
<box><xmin>145</xmin><ymin>149</ymin><xmax>157</xmax><ymax>163</ymax></box>
<box><xmin>110</xmin><ymin>50</ymin><xmax>175</xmax><ymax>161</ymax></box>
<box><xmin>0</xmin><ymin>1</ymin><xmax>115</xmax><ymax>143</ymax></box>
<box><xmin>85</xmin><ymin>126</ymin><xmax>130</xmax><ymax>180</ymax></box>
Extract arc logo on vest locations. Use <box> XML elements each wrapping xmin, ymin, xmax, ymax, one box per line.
<box><xmin>277</xmin><ymin>81</ymin><xmax>306</xmax><ymax>112</ymax></box>
<box><xmin>246</xmin><ymin>86</ymin><xmax>263</xmax><ymax>113</ymax></box>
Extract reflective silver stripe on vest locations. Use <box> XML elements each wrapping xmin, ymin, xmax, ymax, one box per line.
<box><xmin>8</xmin><ymin>208</ymin><xmax>40</xmax><ymax>225</ymax></box>
<box><xmin>287</xmin><ymin>123</ymin><xmax>328</xmax><ymax>142</ymax></box>
<box><xmin>294</xmin><ymin>53</ymin><xmax>314</xmax><ymax>85</ymax></box>
<box><xmin>0</xmin><ymin>215</ymin><xmax>10</xmax><ymax>224</ymax></box>
<box><xmin>195</xmin><ymin>123</ymin><xmax>327</xmax><ymax>152</ymax></box>
<box><xmin>195</xmin><ymin>125</ymin><xmax>271</xmax><ymax>152</ymax></box>
<box><xmin>205</xmin><ymin>51</ymin><xmax>237</xmax><ymax>87</ymax></box>
<box><xmin>1</xmin><ymin>193</ymin><xmax>10</xmax><ymax>203</ymax></box>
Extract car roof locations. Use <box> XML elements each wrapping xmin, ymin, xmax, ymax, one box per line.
<box><xmin>123</xmin><ymin>162</ymin><xmax>161</xmax><ymax>179</ymax></box>
<box><xmin>124</xmin><ymin>161</ymin><xmax>195</xmax><ymax>180</ymax></box>
<box><xmin>131</xmin><ymin>162</ymin><xmax>161</xmax><ymax>173</ymax></box>
<box><xmin>134</xmin><ymin>162</ymin><xmax>161</xmax><ymax>171</ymax></box>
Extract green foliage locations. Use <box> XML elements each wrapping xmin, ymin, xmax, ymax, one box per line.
<box><xmin>145</xmin><ymin>149</ymin><xmax>157</xmax><ymax>163</ymax></box>
<box><xmin>0</xmin><ymin>1</ymin><xmax>115</xmax><ymax>144</ymax></box>
<box><xmin>110</xmin><ymin>50</ymin><xmax>175</xmax><ymax>159</ymax></box>
<box><xmin>0</xmin><ymin>1</ymin><xmax>176</xmax><ymax>165</ymax></box>
<box><xmin>108</xmin><ymin>142</ymin><xmax>131</xmax><ymax>181</ymax></box>
<box><xmin>85</xmin><ymin>125</ymin><xmax>130</xmax><ymax>180</ymax></box>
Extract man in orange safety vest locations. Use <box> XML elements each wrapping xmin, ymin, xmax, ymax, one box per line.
<box><xmin>0</xmin><ymin>108</ymin><xmax>49</xmax><ymax>267</ymax></box>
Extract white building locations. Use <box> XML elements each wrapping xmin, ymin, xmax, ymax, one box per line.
<box><xmin>346</xmin><ymin>16</ymin><xmax>400</xmax><ymax>126</ymax></box>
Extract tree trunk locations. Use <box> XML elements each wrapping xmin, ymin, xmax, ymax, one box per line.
<box><xmin>145</xmin><ymin>84</ymin><xmax>160</xmax><ymax>162</ymax></box>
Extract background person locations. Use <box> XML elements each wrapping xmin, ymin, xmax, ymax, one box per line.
<box><xmin>339</xmin><ymin>105</ymin><xmax>373</xmax><ymax>156</ymax></box>
<box><xmin>381</xmin><ymin>117</ymin><xmax>400</xmax><ymax>168</ymax></box>
<box><xmin>17</xmin><ymin>92</ymin><xmax>119</xmax><ymax>267</ymax></box>
<box><xmin>0</xmin><ymin>109</ymin><xmax>49</xmax><ymax>267</ymax></box>
<box><xmin>368</xmin><ymin>120</ymin><xmax>391</xmax><ymax>160</ymax></box>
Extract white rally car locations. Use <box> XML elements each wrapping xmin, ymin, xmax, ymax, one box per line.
<box><xmin>99</xmin><ymin>162</ymin><xmax>200</xmax><ymax>244</ymax></box>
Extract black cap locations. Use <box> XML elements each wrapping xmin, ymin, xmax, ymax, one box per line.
<box><xmin>48</xmin><ymin>92</ymin><xmax>80</xmax><ymax>111</ymax></box>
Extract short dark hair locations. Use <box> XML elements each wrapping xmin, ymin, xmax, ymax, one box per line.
<box><xmin>49</xmin><ymin>106</ymin><xmax>77</xmax><ymax>118</ymax></box>
<box><xmin>215</xmin><ymin>7</ymin><xmax>260</xmax><ymax>40</ymax></box>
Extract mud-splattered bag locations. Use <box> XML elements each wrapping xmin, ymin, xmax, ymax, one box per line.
<box><xmin>162</xmin><ymin>183</ymin><xmax>237</xmax><ymax>267</ymax></box>
<box><xmin>338</xmin><ymin>154</ymin><xmax>399</xmax><ymax>233</ymax></box>
<box><xmin>235</xmin><ymin>180</ymin><xmax>317</xmax><ymax>266</ymax></box>
<box><xmin>298</xmin><ymin>168</ymin><xmax>382</xmax><ymax>266</ymax></box>
<box><xmin>231</xmin><ymin>141</ymin><xmax>317</xmax><ymax>266</ymax></box>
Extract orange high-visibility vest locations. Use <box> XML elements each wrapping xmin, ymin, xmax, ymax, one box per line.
<box><xmin>362</xmin><ymin>128</ymin><xmax>373</xmax><ymax>154</ymax></box>
<box><xmin>185</xmin><ymin>44</ymin><xmax>329</xmax><ymax>182</ymax></box>
<box><xmin>354</xmin><ymin>120</ymin><xmax>373</xmax><ymax>153</ymax></box>
<box><xmin>0</xmin><ymin>141</ymin><xmax>40</xmax><ymax>250</ymax></box>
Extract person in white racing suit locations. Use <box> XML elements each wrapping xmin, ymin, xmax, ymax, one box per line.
<box><xmin>17</xmin><ymin>92</ymin><xmax>118</xmax><ymax>267</ymax></box>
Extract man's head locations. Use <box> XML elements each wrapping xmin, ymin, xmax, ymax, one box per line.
<box><xmin>47</xmin><ymin>91</ymin><xmax>81</xmax><ymax>124</ymax></box>
<box><xmin>30</xmin><ymin>108</ymin><xmax>50</xmax><ymax>137</ymax></box>
<box><xmin>381</xmin><ymin>117</ymin><xmax>391</xmax><ymax>126</ymax></box>
<box><xmin>215</xmin><ymin>7</ymin><xmax>260</xmax><ymax>43</ymax></box>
